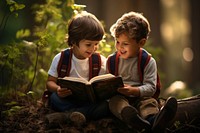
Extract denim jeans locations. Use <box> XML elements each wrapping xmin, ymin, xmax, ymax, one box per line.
<box><xmin>50</xmin><ymin>92</ymin><xmax>111</xmax><ymax>120</ymax></box>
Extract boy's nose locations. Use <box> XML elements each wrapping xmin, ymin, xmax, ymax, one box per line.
<box><xmin>119</xmin><ymin>44</ymin><xmax>124</xmax><ymax>49</ymax></box>
<box><xmin>88</xmin><ymin>45</ymin><xmax>96</xmax><ymax>53</ymax></box>
<box><xmin>93</xmin><ymin>45</ymin><xmax>98</xmax><ymax>51</ymax></box>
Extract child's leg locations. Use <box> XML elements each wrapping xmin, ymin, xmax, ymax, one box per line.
<box><xmin>109</xmin><ymin>95</ymin><xmax>130</xmax><ymax>120</ymax></box>
<box><xmin>47</xmin><ymin>93</ymin><xmax>86</xmax><ymax>126</ymax></box>
<box><xmin>139</xmin><ymin>97</ymin><xmax>177</xmax><ymax>132</ymax></box>
<box><xmin>50</xmin><ymin>93</ymin><xmax>110</xmax><ymax>120</ymax></box>
<box><xmin>88</xmin><ymin>100</ymin><xmax>111</xmax><ymax>120</ymax></box>
<box><xmin>50</xmin><ymin>92</ymin><xmax>76</xmax><ymax>111</ymax></box>
<box><xmin>152</xmin><ymin>97</ymin><xmax>177</xmax><ymax>132</ymax></box>
<box><xmin>73</xmin><ymin>100</ymin><xmax>110</xmax><ymax>120</ymax></box>
<box><xmin>138</xmin><ymin>97</ymin><xmax>160</xmax><ymax>120</ymax></box>
<box><xmin>109</xmin><ymin>95</ymin><xmax>151</xmax><ymax>131</ymax></box>
<box><xmin>121</xmin><ymin>106</ymin><xmax>151</xmax><ymax>131</ymax></box>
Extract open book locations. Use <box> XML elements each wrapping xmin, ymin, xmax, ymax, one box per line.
<box><xmin>57</xmin><ymin>74</ymin><xmax>124</xmax><ymax>103</ymax></box>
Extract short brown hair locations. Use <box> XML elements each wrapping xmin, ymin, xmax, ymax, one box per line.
<box><xmin>110</xmin><ymin>12</ymin><xmax>150</xmax><ymax>43</ymax></box>
<box><xmin>67</xmin><ymin>11</ymin><xmax>104</xmax><ymax>47</ymax></box>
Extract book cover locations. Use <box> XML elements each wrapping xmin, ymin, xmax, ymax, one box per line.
<box><xmin>57</xmin><ymin>74</ymin><xmax>124</xmax><ymax>103</ymax></box>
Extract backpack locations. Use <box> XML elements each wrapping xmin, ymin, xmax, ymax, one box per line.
<box><xmin>107</xmin><ymin>48</ymin><xmax>161</xmax><ymax>99</ymax></box>
<box><xmin>40</xmin><ymin>48</ymin><xmax>101</xmax><ymax>107</ymax></box>
<box><xmin>57</xmin><ymin>48</ymin><xmax>101</xmax><ymax>79</ymax></box>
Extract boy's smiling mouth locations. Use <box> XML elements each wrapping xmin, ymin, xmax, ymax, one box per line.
<box><xmin>86</xmin><ymin>51</ymin><xmax>92</xmax><ymax>56</ymax></box>
<box><xmin>120</xmin><ymin>50</ymin><xmax>127</xmax><ymax>55</ymax></box>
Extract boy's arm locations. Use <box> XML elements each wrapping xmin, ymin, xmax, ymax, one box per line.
<box><xmin>46</xmin><ymin>75</ymin><xmax>59</xmax><ymax>92</ymax></box>
<box><xmin>118</xmin><ymin>84</ymin><xmax>140</xmax><ymax>97</ymax></box>
<box><xmin>138</xmin><ymin>58</ymin><xmax>157</xmax><ymax>97</ymax></box>
<box><xmin>46</xmin><ymin>51</ymin><xmax>60</xmax><ymax>91</ymax></box>
<box><xmin>46</xmin><ymin>75</ymin><xmax>72</xmax><ymax>98</ymax></box>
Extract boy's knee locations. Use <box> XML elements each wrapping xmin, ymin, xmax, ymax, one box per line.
<box><xmin>109</xmin><ymin>95</ymin><xmax>130</xmax><ymax>119</ymax></box>
<box><xmin>139</xmin><ymin>98</ymin><xmax>159</xmax><ymax>119</ymax></box>
<box><xmin>109</xmin><ymin>95</ymin><xmax>129</xmax><ymax>108</ymax></box>
<box><xmin>49</xmin><ymin>93</ymin><xmax>58</xmax><ymax>105</ymax></box>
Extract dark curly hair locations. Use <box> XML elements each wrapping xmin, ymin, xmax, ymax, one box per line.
<box><xmin>110</xmin><ymin>12</ymin><xmax>150</xmax><ymax>43</ymax></box>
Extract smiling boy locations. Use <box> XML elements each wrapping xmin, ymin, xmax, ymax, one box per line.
<box><xmin>107</xmin><ymin>11</ymin><xmax>177</xmax><ymax>132</ymax></box>
<box><xmin>46</xmin><ymin>11</ymin><xmax>110</xmax><ymax>125</ymax></box>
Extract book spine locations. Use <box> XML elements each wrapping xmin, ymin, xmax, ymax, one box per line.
<box><xmin>85</xmin><ymin>85</ymin><xmax>96</xmax><ymax>103</ymax></box>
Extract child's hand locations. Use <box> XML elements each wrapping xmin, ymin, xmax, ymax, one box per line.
<box><xmin>57</xmin><ymin>86</ymin><xmax>72</xmax><ymax>98</ymax></box>
<box><xmin>117</xmin><ymin>84</ymin><xmax>140</xmax><ymax>97</ymax></box>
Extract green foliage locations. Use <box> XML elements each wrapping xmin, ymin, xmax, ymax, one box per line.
<box><xmin>173</xmin><ymin>121</ymin><xmax>181</xmax><ymax>130</ymax></box>
<box><xmin>2</xmin><ymin>105</ymin><xmax>23</xmax><ymax>117</ymax></box>
<box><xmin>0</xmin><ymin>0</ymin><xmax>25</xmax><ymax>38</ymax></box>
<box><xmin>0</xmin><ymin>0</ymin><xmax>88</xmax><ymax>99</ymax></box>
<box><xmin>98</xmin><ymin>37</ymin><xmax>114</xmax><ymax>57</ymax></box>
<box><xmin>1</xmin><ymin>90</ymin><xmax>36</xmax><ymax>117</ymax></box>
<box><xmin>27</xmin><ymin>0</ymin><xmax>81</xmax><ymax>96</ymax></box>
<box><xmin>6</xmin><ymin>0</ymin><xmax>25</xmax><ymax>12</ymax></box>
<box><xmin>16</xmin><ymin>29</ymin><xmax>31</xmax><ymax>39</ymax></box>
<box><xmin>0</xmin><ymin>43</ymin><xmax>29</xmax><ymax>91</ymax></box>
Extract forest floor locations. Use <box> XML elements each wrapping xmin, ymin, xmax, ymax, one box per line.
<box><xmin>0</xmin><ymin>96</ymin><xmax>134</xmax><ymax>133</ymax></box>
<box><xmin>1</xmin><ymin>96</ymin><xmax>200</xmax><ymax>133</ymax></box>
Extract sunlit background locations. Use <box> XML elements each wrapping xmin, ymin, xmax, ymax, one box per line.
<box><xmin>0</xmin><ymin>0</ymin><xmax>200</xmax><ymax>98</ymax></box>
<box><xmin>74</xmin><ymin>0</ymin><xmax>200</xmax><ymax>98</ymax></box>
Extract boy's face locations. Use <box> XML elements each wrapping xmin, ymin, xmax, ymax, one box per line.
<box><xmin>73</xmin><ymin>39</ymin><xmax>99</xmax><ymax>59</ymax></box>
<box><xmin>115</xmin><ymin>33</ymin><xmax>141</xmax><ymax>59</ymax></box>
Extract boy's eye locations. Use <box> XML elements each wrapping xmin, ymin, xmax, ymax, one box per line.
<box><xmin>123</xmin><ymin>43</ymin><xmax>129</xmax><ymax>45</ymax></box>
<box><xmin>86</xmin><ymin>44</ymin><xmax>92</xmax><ymax>47</ymax></box>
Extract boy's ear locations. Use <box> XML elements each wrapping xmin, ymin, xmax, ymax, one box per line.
<box><xmin>139</xmin><ymin>38</ymin><xmax>146</xmax><ymax>47</ymax></box>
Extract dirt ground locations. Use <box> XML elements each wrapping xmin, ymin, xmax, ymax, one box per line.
<box><xmin>1</xmin><ymin>97</ymin><xmax>200</xmax><ymax>133</ymax></box>
<box><xmin>0</xmin><ymin>97</ymin><xmax>134</xmax><ymax>133</ymax></box>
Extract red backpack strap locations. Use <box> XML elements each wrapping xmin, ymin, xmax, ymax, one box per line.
<box><xmin>57</xmin><ymin>48</ymin><xmax>72</xmax><ymax>78</ymax></box>
<box><xmin>107</xmin><ymin>52</ymin><xmax>120</xmax><ymax>76</ymax></box>
<box><xmin>42</xmin><ymin>48</ymin><xmax>72</xmax><ymax>107</ymax></box>
<box><xmin>89</xmin><ymin>53</ymin><xmax>101</xmax><ymax>80</ymax></box>
<box><xmin>153</xmin><ymin>73</ymin><xmax>161</xmax><ymax>99</ymax></box>
<box><xmin>138</xmin><ymin>48</ymin><xmax>161</xmax><ymax>99</ymax></box>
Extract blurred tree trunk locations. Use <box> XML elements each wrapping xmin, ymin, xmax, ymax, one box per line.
<box><xmin>189</xmin><ymin>0</ymin><xmax>200</xmax><ymax>92</ymax></box>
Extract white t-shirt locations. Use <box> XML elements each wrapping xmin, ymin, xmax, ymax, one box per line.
<box><xmin>48</xmin><ymin>52</ymin><xmax>107</xmax><ymax>81</ymax></box>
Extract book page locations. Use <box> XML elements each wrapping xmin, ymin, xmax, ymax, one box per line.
<box><xmin>61</xmin><ymin>76</ymin><xmax>89</xmax><ymax>84</ymax></box>
<box><xmin>88</xmin><ymin>74</ymin><xmax>115</xmax><ymax>84</ymax></box>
